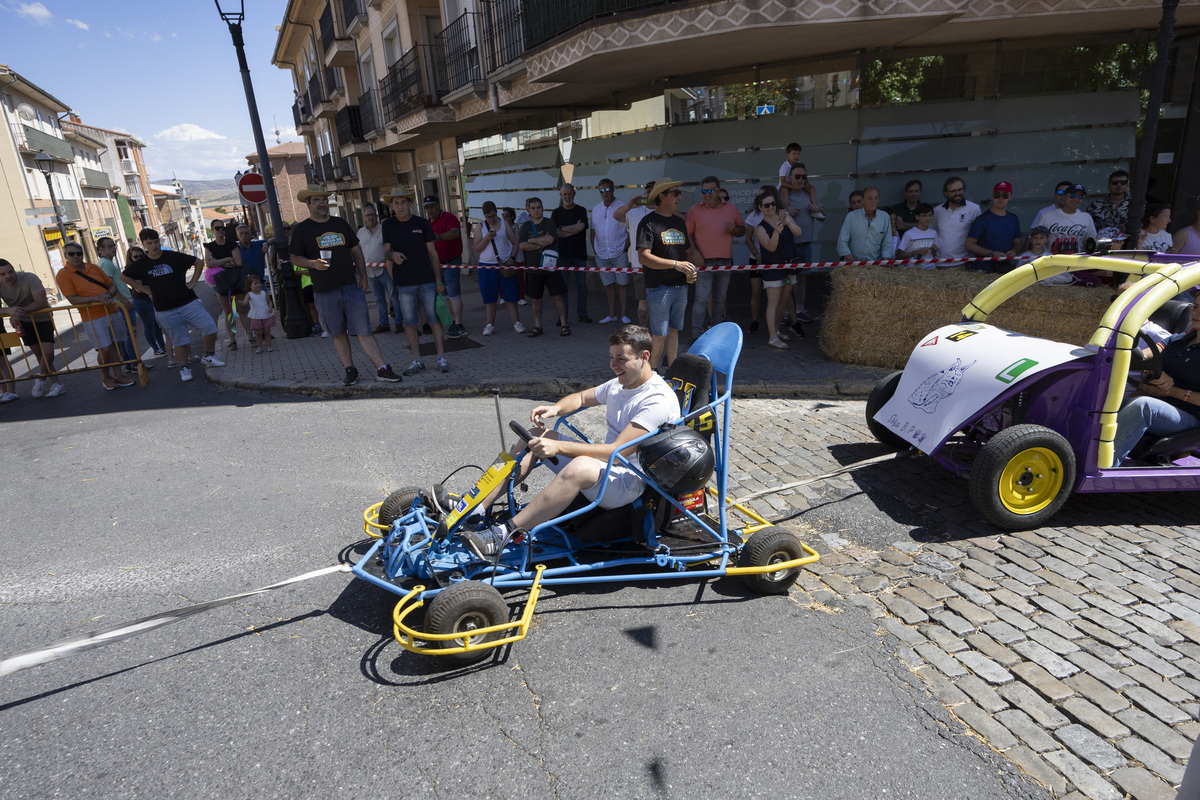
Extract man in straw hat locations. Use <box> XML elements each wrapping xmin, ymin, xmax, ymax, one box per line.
<box><xmin>381</xmin><ymin>185</ymin><xmax>450</xmax><ymax>375</ymax></box>
<box><xmin>634</xmin><ymin>177</ymin><xmax>700</xmax><ymax>371</ymax></box>
<box><xmin>289</xmin><ymin>184</ymin><xmax>403</xmax><ymax>386</ymax></box>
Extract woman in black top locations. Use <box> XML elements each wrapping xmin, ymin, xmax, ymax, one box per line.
<box><xmin>753</xmin><ymin>187</ymin><xmax>804</xmax><ymax>350</ymax></box>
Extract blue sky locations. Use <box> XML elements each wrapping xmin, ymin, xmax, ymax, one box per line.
<box><xmin>2</xmin><ymin>0</ymin><xmax>302</xmax><ymax>181</ymax></box>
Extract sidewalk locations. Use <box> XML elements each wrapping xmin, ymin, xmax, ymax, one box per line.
<box><xmin>197</xmin><ymin>275</ymin><xmax>889</xmax><ymax>399</ymax></box>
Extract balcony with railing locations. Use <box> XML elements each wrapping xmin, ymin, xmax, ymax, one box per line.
<box><xmin>481</xmin><ymin>0</ymin><xmax>524</xmax><ymax>74</ymax></box>
<box><xmin>313</xmin><ymin>70</ymin><xmax>338</xmax><ymax>118</ymax></box>
<box><xmin>335</xmin><ymin>104</ymin><xmax>372</xmax><ymax>156</ymax></box>
<box><xmin>60</xmin><ymin>199</ymin><xmax>81</xmax><ymax>222</ymax></box>
<box><xmin>293</xmin><ymin>98</ymin><xmax>314</xmax><ymax>132</ymax></box>
<box><xmin>379</xmin><ymin>48</ymin><xmax>431</xmax><ymax>124</ymax></box>
<box><xmin>120</xmin><ymin>158</ymin><xmax>138</xmax><ymax>174</ymax></box>
<box><xmin>358</xmin><ymin>87</ymin><xmax>382</xmax><ymax>138</ymax></box>
<box><xmin>320</xmin><ymin>1</ymin><xmax>356</xmax><ymax>67</ymax></box>
<box><xmin>326</xmin><ymin>65</ymin><xmax>345</xmax><ymax>100</ymax></box>
<box><xmin>81</xmin><ymin>167</ymin><xmax>111</xmax><ymax>189</ymax></box>
<box><xmin>343</xmin><ymin>0</ymin><xmax>367</xmax><ymax>35</ymax></box>
<box><xmin>430</xmin><ymin>12</ymin><xmax>485</xmax><ymax>98</ymax></box>
<box><xmin>22</xmin><ymin>125</ymin><xmax>74</xmax><ymax>161</ymax></box>
<box><xmin>520</xmin><ymin>0</ymin><xmax>680</xmax><ymax>51</ymax></box>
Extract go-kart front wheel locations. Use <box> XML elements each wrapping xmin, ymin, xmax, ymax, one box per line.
<box><xmin>865</xmin><ymin>372</ymin><xmax>908</xmax><ymax>450</ymax></box>
<box><xmin>738</xmin><ymin>527</ymin><xmax>805</xmax><ymax>594</ymax></box>
<box><xmin>969</xmin><ymin>424</ymin><xmax>1076</xmax><ymax>531</ymax></box>
<box><xmin>424</xmin><ymin>581</ymin><xmax>510</xmax><ymax>666</ymax></box>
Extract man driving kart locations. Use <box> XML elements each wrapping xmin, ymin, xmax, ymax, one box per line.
<box><xmin>462</xmin><ymin>324</ymin><xmax>681</xmax><ymax>559</ymax></box>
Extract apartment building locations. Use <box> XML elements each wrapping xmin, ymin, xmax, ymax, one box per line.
<box><xmin>66</xmin><ymin>120</ymin><xmax>161</xmax><ymax>243</ymax></box>
<box><xmin>244</xmin><ymin>141</ymin><xmax>310</xmax><ymax>225</ymax></box>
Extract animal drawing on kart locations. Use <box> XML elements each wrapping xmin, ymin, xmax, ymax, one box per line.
<box><xmin>908</xmin><ymin>358</ymin><xmax>975</xmax><ymax>414</ymax></box>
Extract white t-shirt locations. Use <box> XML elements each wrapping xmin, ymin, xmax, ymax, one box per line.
<box><xmin>594</xmin><ymin>372</ymin><xmax>681</xmax><ymax>445</ymax></box>
<box><xmin>1031</xmin><ymin>204</ymin><xmax>1058</xmax><ymax>229</ymax></box>
<box><xmin>357</xmin><ymin>224</ymin><xmax>386</xmax><ymax>276</ymax></box>
<box><xmin>1141</xmin><ymin>229</ymin><xmax>1174</xmax><ymax>253</ymax></box>
<box><xmin>625</xmin><ymin>206</ymin><xmax>653</xmax><ymax>269</ymax></box>
<box><xmin>246</xmin><ymin>290</ymin><xmax>272</xmax><ymax>319</ymax></box>
<box><xmin>932</xmin><ymin>201</ymin><xmax>981</xmax><ymax>259</ymax></box>
<box><xmin>1036</xmin><ymin>208</ymin><xmax>1097</xmax><ymax>254</ymax></box>
<box><xmin>898</xmin><ymin>228</ymin><xmax>940</xmax><ymax>265</ymax></box>
<box><xmin>592</xmin><ymin>201</ymin><xmax>628</xmax><ymax>259</ymax></box>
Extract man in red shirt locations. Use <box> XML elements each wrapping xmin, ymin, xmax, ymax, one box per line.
<box><xmin>685</xmin><ymin>176</ymin><xmax>744</xmax><ymax>338</ymax></box>
<box><xmin>54</xmin><ymin>244</ymin><xmax>136</xmax><ymax>391</ymax></box>
<box><xmin>423</xmin><ymin>196</ymin><xmax>466</xmax><ymax>338</ymax></box>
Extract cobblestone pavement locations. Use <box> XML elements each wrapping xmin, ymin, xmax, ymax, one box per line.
<box><xmin>730</xmin><ymin>398</ymin><xmax>1199</xmax><ymax>800</ymax></box>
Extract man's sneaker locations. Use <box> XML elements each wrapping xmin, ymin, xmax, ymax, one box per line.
<box><xmin>114</xmin><ymin>375</ymin><xmax>136</xmax><ymax>388</ymax></box>
<box><xmin>201</xmin><ymin>354</ymin><xmax>226</xmax><ymax>367</ymax></box>
<box><xmin>321</xmin><ymin>330</ymin><xmax>330</xmax><ymax>338</ymax></box>
<box><xmin>438</xmin><ymin>356</ymin><xmax>449</xmax><ymax>373</ymax></box>
<box><xmin>460</xmin><ymin>523</ymin><xmax>511</xmax><ymax>559</ymax></box>
<box><xmin>32</xmin><ymin>377</ymin><xmax>48</xmax><ymax>398</ymax></box>
<box><xmin>376</xmin><ymin>364</ymin><xmax>402</xmax><ymax>382</ymax></box>
<box><xmin>447</xmin><ymin>323</ymin><xmax>467</xmax><ymax>339</ymax></box>
<box><xmin>421</xmin><ymin>323</ymin><xmax>432</xmax><ymax>335</ymax></box>
<box><xmin>312</xmin><ymin>323</ymin><xmax>322</xmax><ymax>335</ymax></box>
<box><xmin>343</xmin><ymin>366</ymin><xmax>359</xmax><ymax>386</ymax></box>
<box><xmin>482</xmin><ymin>323</ymin><xmax>495</xmax><ymax>336</ymax></box>
<box><xmin>513</xmin><ymin>321</ymin><xmax>526</xmax><ymax>333</ymax></box>
<box><xmin>0</xmin><ymin>392</ymin><xmax>18</xmax><ymax>404</ymax></box>
<box><xmin>796</xmin><ymin>310</ymin><xmax>814</xmax><ymax>324</ymax></box>
<box><xmin>46</xmin><ymin>383</ymin><xmax>65</xmax><ymax>398</ymax></box>
<box><xmin>599</xmin><ymin>315</ymin><xmax>619</xmax><ymax>324</ymax></box>
<box><xmin>402</xmin><ymin>360</ymin><xmax>425</xmax><ymax>376</ymax></box>
<box><xmin>621</xmin><ymin>316</ymin><xmax>632</xmax><ymax>324</ymax></box>
<box><xmin>180</xmin><ymin>367</ymin><xmax>194</xmax><ymax>382</ymax></box>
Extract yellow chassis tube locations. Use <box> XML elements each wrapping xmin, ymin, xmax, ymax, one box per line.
<box><xmin>713</xmin><ymin>487</ymin><xmax>821</xmax><ymax>573</ymax></box>
<box><xmin>363</xmin><ymin>501</ymin><xmax>387</xmax><ymax>539</ymax></box>
<box><xmin>391</xmin><ymin>565</ymin><xmax>547</xmax><ymax>657</ymax></box>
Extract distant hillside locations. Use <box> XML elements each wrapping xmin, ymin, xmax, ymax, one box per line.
<box><xmin>152</xmin><ymin>178</ymin><xmax>242</xmax><ymax>208</ymax></box>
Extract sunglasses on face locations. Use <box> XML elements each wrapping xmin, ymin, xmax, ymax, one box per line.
<box><xmin>1067</xmin><ymin>192</ymin><xmax>1085</xmax><ymax>199</ymax></box>
<box><xmin>65</xmin><ymin>251</ymin><xmax>83</xmax><ymax>257</ymax></box>
<box><xmin>598</xmin><ymin>188</ymin><xmax>613</xmax><ymax>193</ymax></box>
<box><xmin>793</xmin><ymin>175</ymin><xmax>807</xmax><ymax>181</ymax></box>
<box><xmin>993</xmin><ymin>192</ymin><xmax>1011</xmax><ymax>199</ymax></box>
<box><xmin>761</xmin><ymin>201</ymin><xmax>776</xmax><ymax>209</ymax></box>
<box><xmin>1111</xmin><ymin>179</ymin><xmax>1128</xmax><ymax>185</ymax></box>
<box><xmin>700</xmin><ymin>188</ymin><xmax>716</xmax><ymax>195</ymax></box>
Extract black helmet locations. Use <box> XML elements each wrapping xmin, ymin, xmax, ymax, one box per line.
<box><xmin>640</xmin><ymin>425</ymin><xmax>715</xmax><ymax>495</ymax></box>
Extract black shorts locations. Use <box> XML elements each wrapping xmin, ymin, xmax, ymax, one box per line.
<box><xmin>524</xmin><ymin>269</ymin><xmax>567</xmax><ymax>299</ymax></box>
<box><xmin>18</xmin><ymin>318</ymin><xmax>55</xmax><ymax>350</ymax></box>
<box><xmin>214</xmin><ymin>267</ymin><xmax>246</xmax><ymax>296</ymax></box>
<box><xmin>302</xmin><ymin>284</ymin><xmax>315</xmax><ymax>304</ymax></box>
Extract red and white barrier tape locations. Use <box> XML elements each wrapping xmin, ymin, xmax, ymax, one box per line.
<box><xmin>362</xmin><ymin>256</ymin><xmax>1008</xmax><ymax>273</ymax></box>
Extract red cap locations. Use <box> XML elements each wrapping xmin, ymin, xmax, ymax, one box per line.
<box><xmin>993</xmin><ymin>181</ymin><xmax>1013</xmax><ymax>193</ymax></box>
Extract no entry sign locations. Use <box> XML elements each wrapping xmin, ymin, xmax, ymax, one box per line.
<box><xmin>237</xmin><ymin>172</ymin><xmax>267</xmax><ymax>205</ymax></box>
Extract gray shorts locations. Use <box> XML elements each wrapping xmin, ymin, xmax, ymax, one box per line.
<box><xmin>155</xmin><ymin>299</ymin><xmax>218</xmax><ymax>345</ymax></box>
<box><xmin>84</xmin><ymin>309</ymin><xmax>129</xmax><ymax>350</ymax></box>
<box><xmin>313</xmin><ymin>284</ymin><xmax>371</xmax><ymax>337</ymax></box>
<box><xmin>547</xmin><ymin>454</ymin><xmax>645</xmax><ymax>509</ymax></box>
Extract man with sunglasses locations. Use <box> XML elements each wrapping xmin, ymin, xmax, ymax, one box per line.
<box><xmin>0</xmin><ymin>259</ymin><xmax>64</xmax><ymax>398</ymax></box>
<box><xmin>686</xmin><ymin>175</ymin><xmax>744</xmax><ymax>338</ymax></box>
<box><xmin>590</xmin><ymin>178</ymin><xmax>631</xmax><ymax>325</ymax></box>
<box><xmin>55</xmin><ymin>244</ymin><xmax>136</xmax><ymax>391</ymax></box>
<box><xmin>1086</xmin><ymin>170</ymin><xmax>1131</xmax><ymax>231</ymax></box>
<box><xmin>964</xmin><ymin>181</ymin><xmax>1023</xmax><ymax>272</ymax></box>
<box><xmin>1036</xmin><ymin>183</ymin><xmax>1097</xmax><ymax>255</ymax></box>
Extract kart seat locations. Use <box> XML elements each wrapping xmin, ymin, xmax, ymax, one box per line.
<box><xmin>1130</xmin><ymin>426</ymin><xmax>1200</xmax><ymax>464</ymax></box>
<box><xmin>1149</xmin><ymin>300</ymin><xmax>1193</xmax><ymax>335</ymax></box>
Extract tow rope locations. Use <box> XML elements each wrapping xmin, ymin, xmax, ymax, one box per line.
<box><xmin>0</xmin><ymin>564</ymin><xmax>351</xmax><ymax>678</ymax></box>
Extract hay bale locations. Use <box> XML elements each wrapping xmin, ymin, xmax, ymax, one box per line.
<box><xmin>820</xmin><ymin>266</ymin><xmax>1112</xmax><ymax>370</ymax></box>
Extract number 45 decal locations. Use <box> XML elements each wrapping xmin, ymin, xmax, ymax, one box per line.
<box><xmin>996</xmin><ymin>358</ymin><xmax>1039</xmax><ymax>384</ymax></box>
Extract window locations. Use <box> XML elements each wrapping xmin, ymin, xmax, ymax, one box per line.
<box><xmin>382</xmin><ymin>20</ymin><xmax>400</xmax><ymax>66</ymax></box>
<box><xmin>360</xmin><ymin>46</ymin><xmax>374</xmax><ymax>83</ymax></box>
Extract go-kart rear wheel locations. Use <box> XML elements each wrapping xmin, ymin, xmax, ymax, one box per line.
<box><xmin>378</xmin><ymin>486</ymin><xmax>425</xmax><ymax>531</ymax></box>
<box><xmin>866</xmin><ymin>372</ymin><xmax>908</xmax><ymax>450</ymax></box>
<box><xmin>969</xmin><ymin>424</ymin><xmax>1076</xmax><ymax>532</ymax></box>
<box><xmin>424</xmin><ymin>581</ymin><xmax>509</xmax><ymax>666</ymax></box>
<box><xmin>738</xmin><ymin>527</ymin><xmax>804</xmax><ymax>594</ymax></box>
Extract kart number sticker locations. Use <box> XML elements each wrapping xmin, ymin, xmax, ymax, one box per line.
<box><xmin>946</xmin><ymin>330</ymin><xmax>978</xmax><ymax>342</ymax></box>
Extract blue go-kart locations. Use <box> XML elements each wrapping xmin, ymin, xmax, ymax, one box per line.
<box><xmin>352</xmin><ymin>322</ymin><xmax>819</xmax><ymax>666</ymax></box>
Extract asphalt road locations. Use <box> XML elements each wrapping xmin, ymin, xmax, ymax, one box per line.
<box><xmin>0</xmin><ymin>381</ymin><xmax>1046</xmax><ymax>799</ymax></box>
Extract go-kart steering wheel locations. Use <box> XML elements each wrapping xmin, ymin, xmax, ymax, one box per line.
<box><xmin>509</xmin><ymin>421</ymin><xmax>560</xmax><ymax>465</ymax></box>
<box><xmin>1132</xmin><ymin>330</ymin><xmax>1164</xmax><ymax>381</ymax></box>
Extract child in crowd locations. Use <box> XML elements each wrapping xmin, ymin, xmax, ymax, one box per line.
<box><xmin>239</xmin><ymin>275</ymin><xmax>278</xmax><ymax>353</ymax></box>
<box><xmin>778</xmin><ymin>142</ymin><xmax>820</xmax><ymax>213</ymax></box>
<box><xmin>896</xmin><ymin>204</ymin><xmax>939</xmax><ymax>266</ymax></box>
<box><xmin>1021</xmin><ymin>226</ymin><xmax>1051</xmax><ymax>266</ymax></box>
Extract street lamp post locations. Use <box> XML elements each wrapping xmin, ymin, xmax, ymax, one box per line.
<box><xmin>33</xmin><ymin>150</ymin><xmax>71</xmax><ymax>252</ymax></box>
<box><xmin>1126</xmin><ymin>0</ymin><xmax>1180</xmax><ymax>241</ymax></box>
<box><xmin>213</xmin><ymin>0</ymin><xmax>309</xmax><ymax>338</ymax></box>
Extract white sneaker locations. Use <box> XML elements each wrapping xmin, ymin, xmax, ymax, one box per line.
<box><xmin>621</xmin><ymin>316</ymin><xmax>632</xmax><ymax>324</ymax></box>
<box><xmin>482</xmin><ymin>323</ymin><xmax>495</xmax><ymax>336</ymax></box>
<box><xmin>46</xmin><ymin>383</ymin><xmax>65</xmax><ymax>398</ymax></box>
<box><xmin>513</xmin><ymin>321</ymin><xmax>526</xmax><ymax>333</ymax></box>
<box><xmin>180</xmin><ymin>367</ymin><xmax>194</xmax><ymax>382</ymax></box>
<box><xmin>517</xmin><ymin>299</ymin><xmax>527</xmax><ymax>306</ymax></box>
<box><xmin>0</xmin><ymin>392</ymin><xmax>18</xmax><ymax>404</ymax></box>
<box><xmin>599</xmin><ymin>315</ymin><xmax>619</xmax><ymax>324</ymax></box>
<box><xmin>32</xmin><ymin>377</ymin><xmax>48</xmax><ymax>398</ymax></box>
<box><xmin>201</xmin><ymin>354</ymin><xmax>226</xmax><ymax>367</ymax></box>
<box><xmin>321</xmin><ymin>330</ymin><xmax>330</xmax><ymax>338</ymax></box>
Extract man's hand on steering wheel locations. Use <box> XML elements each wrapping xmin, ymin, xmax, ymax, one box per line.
<box><xmin>528</xmin><ymin>435</ymin><xmax>560</xmax><ymax>461</ymax></box>
<box><xmin>1142</xmin><ymin>372</ymin><xmax>1176</xmax><ymax>397</ymax></box>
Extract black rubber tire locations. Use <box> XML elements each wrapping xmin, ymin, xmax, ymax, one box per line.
<box><xmin>865</xmin><ymin>371</ymin><xmax>908</xmax><ymax>450</ymax></box>
<box><xmin>424</xmin><ymin>581</ymin><xmax>509</xmax><ymax>666</ymax></box>
<box><xmin>737</xmin><ymin>527</ymin><xmax>805</xmax><ymax>594</ymax></box>
<box><xmin>378</xmin><ymin>486</ymin><xmax>425</xmax><ymax>531</ymax></box>
<box><xmin>969</xmin><ymin>424</ymin><xmax>1076</xmax><ymax>532</ymax></box>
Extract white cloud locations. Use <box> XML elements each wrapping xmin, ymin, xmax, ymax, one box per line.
<box><xmin>155</xmin><ymin>123</ymin><xmax>227</xmax><ymax>142</ymax></box>
<box><xmin>64</xmin><ymin>17</ymin><xmax>87</xmax><ymax>30</ymax></box>
<box><xmin>15</xmin><ymin>2</ymin><xmax>52</xmax><ymax>24</ymax></box>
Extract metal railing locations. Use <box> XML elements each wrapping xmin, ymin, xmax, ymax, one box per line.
<box><xmin>358</xmin><ymin>87</ymin><xmax>381</xmax><ymax>135</ymax></box>
<box><xmin>320</xmin><ymin>153</ymin><xmax>335</xmax><ymax>182</ymax></box>
<box><xmin>521</xmin><ymin>0</ymin><xmax>681</xmax><ymax>49</ymax></box>
<box><xmin>120</xmin><ymin>158</ymin><xmax>137</xmax><ymax>174</ymax></box>
<box><xmin>319</xmin><ymin>2</ymin><xmax>336</xmax><ymax>53</ymax></box>
<box><xmin>342</xmin><ymin>0</ymin><xmax>366</xmax><ymax>31</ymax></box>
<box><xmin>308</xmin><ymin>72</ymin><xmax>326</xmax><ymax>107</ymax></box>
<box><xmin>335</xmin><ymin>104</ymin><xmax>364</xmax><ymax>145</ymax></box>
<box><xmin>1</xmin><ymin>303</ymin><xmax>148</xmax><ymax>389</ymax></box>
<box><xmin>431</xmin><ymin>12</ymin><xmax>484</xmax><ymax>94</ymax></box>
<box><xmin>325</xmin><ymin>65</ymin><xmax>344</xmax><ymax>98</ymax></box>
<box><xmin>379</xmin><ymin>48</ymin><xmax>428</xmax><ymax>122</ymax></box>
<box><xmin>481</xmin><ymin>0</ymin><xmax>525</xmax><ymax>73</ymax></box>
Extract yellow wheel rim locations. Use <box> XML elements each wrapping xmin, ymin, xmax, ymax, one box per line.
<box><xmin>997</xmin><ymin>447</ymin><xmax>1064</xmax><ymax>515</ymax></box>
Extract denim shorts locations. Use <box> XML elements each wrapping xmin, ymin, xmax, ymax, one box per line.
<box><xmin>396</xmin><ymin>282</ymin><xmax>438</xmax><ymax>328</ymax></box>
<box><xmin>441</xmin><ymin>257</ymin><xmax>463</xmax><ymax>299</ymax></box>
<box><xmin>155</xmin><ymin>299</ymin><xmax>217</xmax><ymax>345</ymax></box>
<box><xmin>313</xmin><ymin>284</ymin><xmax>371</xmax><ymax>337</ymax></box>
<box><xmin>645</xmin><ymin>284</ymin><xmax>688</xmax><ymax>336</ymax></box>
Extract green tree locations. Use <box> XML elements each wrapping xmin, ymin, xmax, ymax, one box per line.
<box><xmin>722</xmin><ymin>79</ymin><xmax>802</xmax><ymax>118</ymax></box>
<box><xmin>860</xmin><ymin>56</ymin><xmax>945</xmax><ymax>106</ymax></box>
